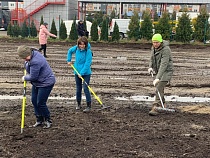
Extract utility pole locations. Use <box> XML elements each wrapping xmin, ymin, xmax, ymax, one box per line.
<box><xmin>16</xmin><ymin>0</ymin><xmax>18</xmax><ymax>24</ymax></box>
<box><xmin>28</xmin><ymin>15</ymin><xmax>31</xmax><ymax>37</ymax></box>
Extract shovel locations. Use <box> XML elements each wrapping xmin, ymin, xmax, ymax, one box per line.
<box><xmin>151</xmin><ymin>72</ymin><xmax>175</xmax><ymax>113</ymax></box>
<box><xmin>21</xmin><ymin>69</ymin><xmax>27</xmax><ymax>133</ymax></box>
<box><xmin>71</xmin><ymin>64</ymin><xmax>110</xmax><ymax>110</ymax></box>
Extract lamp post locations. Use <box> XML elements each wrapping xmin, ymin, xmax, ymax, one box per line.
<box><xmin>28</xmin><ymin>15</ymin><xmax>30</xmax><ymax>37</ymax></box>
<box><xmin>16</xmin><ymin>0</ymin><xmax>18</xmax><ymax>24</ymax></box>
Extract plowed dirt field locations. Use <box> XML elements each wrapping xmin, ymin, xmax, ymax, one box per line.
<box><xmin>1</xmin><ymin>37</ymin><xmax>210</xmax><ymax>158</ymax></box>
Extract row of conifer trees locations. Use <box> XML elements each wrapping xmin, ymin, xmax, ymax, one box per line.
<box><xmin>6</xmin><ymin>8</ymin><xmax>210</xmax><ymax>43</ymax></box>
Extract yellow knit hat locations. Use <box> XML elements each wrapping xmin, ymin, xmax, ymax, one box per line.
<box><xmin>152</xmin><ymin>34</ymin><xmax>163</xmax><ymax>42</ymax></box>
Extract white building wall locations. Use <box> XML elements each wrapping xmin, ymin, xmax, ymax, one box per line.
<box><xmin>8</xmin><ymin>2</ymin><xmax>24</xmax><ymax>10</ymax></box>
<box><xmin>8</xmin><ymin>2</ymin><xmax>15</xmax><ymax>10</ymax></box>
<box><xmin>22</xmin><ymin>0</ymin><xmax>77</xmax><ymax>31</ymax></box>
<box><xmin>89</xmin><ymin>3</ymin><xmax>101</xmax><ymax>11</ymax></box>
<box><xmin>32</xmin><ymin>5</ymin><xmax>68</xmax><ymax>30</ymax></box>
<box><xmin>192</xmin><ymin>5</ymin><xmax>199</xmax><ymax>12</ymax></box>
<box><xmin>69</xmin><ymin>0</ymin><xmax>78</xmax><ymax>19</ymax></box>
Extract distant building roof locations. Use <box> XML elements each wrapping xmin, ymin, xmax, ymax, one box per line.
<box><xmin>79</xmin><ymin>0</ymin><xmax>209</xmax><ymax>4</ymax></box>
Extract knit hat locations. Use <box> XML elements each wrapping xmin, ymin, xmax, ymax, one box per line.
<box><xmin>43</xmin><ymin>22</ymin><xmax>48</xmax><ymax>26</ymax></box>
<box><xmin>17</xmin><ymin>45</ymin><xmax>31</xmax><ymax>59</ymax></box>
<box><xmin>152</xmin><ymin>34</ymin><xmax>163</xmax><ymax>42</ymax></box>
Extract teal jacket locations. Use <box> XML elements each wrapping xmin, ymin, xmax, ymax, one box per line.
<box><xmin>67</xmin><ymin>43</ymin><xmax>92</xmax><ymax>76</ymax></box>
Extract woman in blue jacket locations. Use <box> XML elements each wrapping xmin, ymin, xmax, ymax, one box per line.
<box><xmin>67</xmin><ymin>36</ymin><xmax>92</xmax><ymax>112</ymax></box>
<box><xmin>18</xmin><ymin>45</ymin><xmax>56</xmax><ymax>128</ymax></box>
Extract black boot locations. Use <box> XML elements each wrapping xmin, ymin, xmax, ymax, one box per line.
<box><xmin>38</xmin><ymin>48</ymin><xmax>42</xmax><ymax>53</ymax></box>
<box><xmin>76</xmin><ymin>101</ymin><xmax>81</xmax><ymax>110</ymax></box>
<box><xmin>83</xmin><ymin>102</ymin><xmax>91</xmax><ymax>112</ymax></box>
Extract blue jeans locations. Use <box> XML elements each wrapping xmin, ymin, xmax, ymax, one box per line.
<box><xmin>75</xmin><ymin>74</ymin><xmax>91</xmax><ymax>103</ymax></box>
<box><xmin>31</xmin><ymin>84</ymin><xmax>54</xmax><ymax>120</ymax></box>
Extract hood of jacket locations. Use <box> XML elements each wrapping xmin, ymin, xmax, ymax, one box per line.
<box><xmin>87</xmin><ymin>43</ymin><xmax>91</xmax><ymax>50</ymax></box>
<box><xmin>40</xmin><ymin>24</ymin><xmax>47</xmax><ymax>30</ymax></box>
<box><xmin>152</xmin><ymin>40</ymin><xmax>169</xmax><ymax>51</ymax></box>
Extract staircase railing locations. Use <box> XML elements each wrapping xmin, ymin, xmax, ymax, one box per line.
<box><xmin>11</xmin><ymin>0</ymin><xmax>65</xmax><ymax>29</ymax></box>
<box><xmin>25</xmin><ymin>0</ymin><xmax>65</xmax><ymax>16</ymax></box>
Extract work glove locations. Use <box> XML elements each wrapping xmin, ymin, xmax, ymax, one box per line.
<box><xmin>67</xmin><ymin>62</ymin><xmax>73</xmax><ymax>65</ymax></box>
<box><xmin>78</xmin><ymin>75</ymin><xmax>82</xmax><ymax>79</ymax></box>
<box><xmin>148</xmin><ymin>68</ymin><xmax>154</xmax><ymax>75</ymax></box>
<box><xmin>22</xmin><ymin>76</ymin><xmax>25</xmax><ymax>82</ymax></box>
<box><xmin>153</xmin><ymin>79</ymin><xmax>160</xmax><ymax>87</ymax></box>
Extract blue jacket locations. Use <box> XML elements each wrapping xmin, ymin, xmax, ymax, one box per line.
<box><xmin>24</xmin><ymin>50</ymin><xmax>56</xmax><ymax>87</ymax></box>
<box><xmin>66</xmin><ymin>43</ymin><xmax>92</xmax><ymax>76</ymax></box>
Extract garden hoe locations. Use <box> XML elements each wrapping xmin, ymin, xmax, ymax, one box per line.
<box><xmin>21</xmin><ymin>69</ymin><xmax>27</xmax><ymax>134</ymax></box>
<box><xmin>151</xmin><ymin>73</ymin><xmax>175</xmax><ymax>113</ymax></box>
<box><xmin>71</xmin><ymin>64</ymin><xmax>110</xmax><ymax>110</ymax></box>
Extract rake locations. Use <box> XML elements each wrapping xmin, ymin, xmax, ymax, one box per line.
<box><xmin>151</xmin><ymin>73</ymin><xmax>175</xmax><ymax>113</ymax></box>
<box><xmin>71</xmin><ymin>64</ymin><xmax>110</xmax><ymax>110</ymax></box>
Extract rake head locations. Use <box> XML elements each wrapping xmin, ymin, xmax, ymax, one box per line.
<box><xmin>98</xmin><ymin>104</ymin><xmax>111</xmax><ymax>111</ymax></box>
<box><xmin>154</xmin><ymin>107</ymin><xmax>175</xmax><ymax>113</ymax></box>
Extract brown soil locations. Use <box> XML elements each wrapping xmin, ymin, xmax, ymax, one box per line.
<box><xmin>1</xmin><ymin>38</ymin><xmax>210</xmax><ymax>158</ymax></box>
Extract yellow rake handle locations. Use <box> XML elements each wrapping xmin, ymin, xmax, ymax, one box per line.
<box><xmin>71</xmin><ymin>64</ymin><xmax>103</xmax><ymax>105</ymax></box>
<box><xmin>21</xmin><ymin>69</ymin><xmax>27</xmax><ymax>133</ymax></box>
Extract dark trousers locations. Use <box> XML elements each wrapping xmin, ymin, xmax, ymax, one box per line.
<box><xmin>39</xmin><ymin>44</ymin><xmax>47</xmax><ymax>56</ymax></box>
<box><xmin>154</xmin><ymin>81</ymin><xmax>168</xmax><ymax>105</ymax></box>
<box><xmin>31</xmin><ymin>84</ymin><xmax>54</xmax><ymax>120</ymax></box>
<box><xmin>75</xmin><ymin>74</ymin><xmax>91</xmax><ymax>103</ymax></box>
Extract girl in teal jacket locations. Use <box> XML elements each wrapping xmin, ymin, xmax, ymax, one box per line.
<box><xmin>67</xmin><ymin>36</ymin><xmax>93</xmax><ymax>112</ymax></box>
